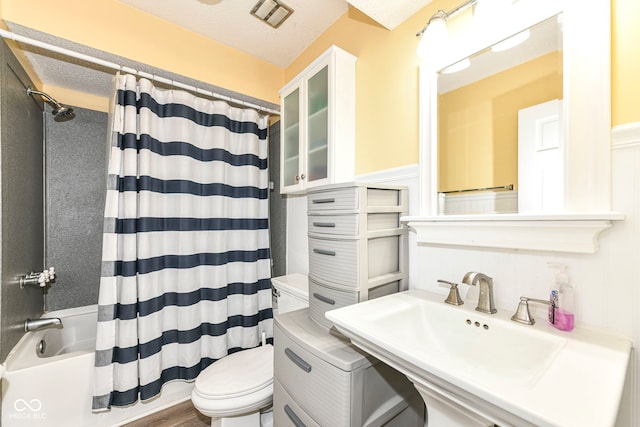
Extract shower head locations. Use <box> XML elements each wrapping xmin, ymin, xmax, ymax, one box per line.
<box><xmin>26</xmin><ymin>88</ymin><xmax>76</xmax><ymax>122</ymax></box>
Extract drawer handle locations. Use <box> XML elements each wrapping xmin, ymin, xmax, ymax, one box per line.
<box><xmin>312</xmin><ymin>222</ymin><xmax>336</xmax><ymax>228</ymax></box>
<box><xmin>312</xmin><ymin>198</ymin><xmax>335</xmax><ymax>204</ymax></box>
<box><xmin>313</xmin><ymin>248</ymin><xmax>336</xmax><ymax>256</ymax></box>
<box><xmin>284</xmin><ymin>347</ymin><xmax>312</xmax><ymax>373</ymax></box>
<box><xmin>313</xmin><ymin>292</ymin><xmax>335</xmax><ymax>305</ymax></box>
<box><xmin>284</xmin><ymin>404</ymin><xmax>307</xmax><ymax>427</ymax></box>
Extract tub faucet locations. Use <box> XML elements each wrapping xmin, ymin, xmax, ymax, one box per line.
<box><xmin>24</xmin><ymin>317</ymin><xmax>62</xmax><ymax>332</ymax></box>
<box><xmin>462</xmin><ymin>272</ymin><xmax>497</xmax><ymax>314</ymax></box>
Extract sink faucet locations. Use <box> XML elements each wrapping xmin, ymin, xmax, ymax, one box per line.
<box><xmin>24</xmin><ymin>317</ymin><xmax>62</xmax><ymax>332</ymax></box>
<box><xmin>462</xmin><ymin>272</ymin><xmax>497</xmax><ymax>314</ymax></box>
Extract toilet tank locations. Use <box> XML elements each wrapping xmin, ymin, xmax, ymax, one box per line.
<box><xmin>272</xmin><ymin>274</ymin><xmax>309</xmax><ymax>315</ymax></box>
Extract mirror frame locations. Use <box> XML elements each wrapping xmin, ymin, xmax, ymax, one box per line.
<box><xmin>407</xmin><ymin>0</ymin><xmax>623</xmax><ymax>254</ymax></box>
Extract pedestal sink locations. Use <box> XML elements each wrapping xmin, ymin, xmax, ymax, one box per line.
<box><xmin>326</xmin><ymin>289</ymin><xmax>632</xmax><ymax>427</ymax></box>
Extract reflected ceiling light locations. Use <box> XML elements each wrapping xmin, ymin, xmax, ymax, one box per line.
<box><xmin>441</xmin><ymin>58</ymin><xmax>471</xmax><ymax>74</ymax></box>
<box><xmin>250</xmin><ymin>0</ymin><xmax>294</xmax><ymax>29</ymax></box>
<box><xmin>491</xmin><ymin>29</ymin><xmax>530</xmax><ymax>52</ymax></box>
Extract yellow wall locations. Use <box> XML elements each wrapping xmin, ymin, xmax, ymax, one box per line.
<box><xmin>612</xmin><ymin>0</ymin><xmax>640</xmax><ymax>126</ymax></box>
<box><xmin>1</xmin><ymin>0</ymin><xmax>638</xmax><ymax>173</ymax></box>
<box><xmin>0</xmin><ymin>0</ymin><xmax>283</xmax><ymax>111</ymax></box>
<box><xmin>438</xmin><ymin>52</ymin><xmax>562</xmax><ymax>192</ymax></box>
<box><xmin>287</xmin><ymin>0</ymin><xmax>640</xmax><ymax>174</ymax></box>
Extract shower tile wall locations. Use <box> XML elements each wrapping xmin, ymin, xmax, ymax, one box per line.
<box><xmin>0</xmin><ymin>39</ymin><xmax>45</xmax><ymax>361</ymax></box>
<box><xmin>45</xmin><ymin>107</ymin><xmax>108</xmax><ymax>312</ymax></box>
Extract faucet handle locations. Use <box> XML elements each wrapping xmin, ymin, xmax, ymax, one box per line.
<box><xmin>438</xmin><ymin>280</ymin><xmax>464</xmax><ymax>306</ymax></box>
<box><xmin>511</xmin><ymin>296</ymin><xmax>553</xmax><ymax>325</ymax></box>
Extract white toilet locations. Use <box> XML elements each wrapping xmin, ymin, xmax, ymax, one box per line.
<box><xmin>191</xmin><ymin>274</ymin><xmax>309</xmax><ymax>427</ymax></box>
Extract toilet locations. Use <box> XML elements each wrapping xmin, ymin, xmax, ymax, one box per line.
<box><xmin>191</xmin><ymin>274</ymin><xmax>309</xmax><ymax>427</ymax></box>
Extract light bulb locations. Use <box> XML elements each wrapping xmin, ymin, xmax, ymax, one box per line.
<box><xmin>417</xmin><ymin>12</ymin><xmax>449</xmax><ymax>61</ymax></box>
<box><xmin>473</xmin><ymin>0</ymin><xmax>511</xmax><ymax>33</ymax></box>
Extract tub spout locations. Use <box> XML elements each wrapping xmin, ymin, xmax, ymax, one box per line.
<box><xmin>24</xmin><ymin>317</ymin><xmax>62</xmax><ymax>332</ymax></box>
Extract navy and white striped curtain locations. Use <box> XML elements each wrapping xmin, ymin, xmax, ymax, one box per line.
<box><xmin>92</xmin><ymin>74</ymin><xmax>273</xmax><ymax>411</ymax></box>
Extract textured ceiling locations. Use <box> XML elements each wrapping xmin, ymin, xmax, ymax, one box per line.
<box><xmin>116</xmin><ymin>0</ymin><xmax>433</xmax><ymax>67</ymax></box>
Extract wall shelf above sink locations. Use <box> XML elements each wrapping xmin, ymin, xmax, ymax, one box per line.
<box><xmin>403</xmin><ymin>212</ymin><xmax>624</xmax><ymax>254</ymax></box>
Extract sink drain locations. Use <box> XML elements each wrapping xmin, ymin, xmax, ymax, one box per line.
<box><xmin>38</xmin><ymin>339</ymin><xmax>46</xmax><ymax>355</ymax></box>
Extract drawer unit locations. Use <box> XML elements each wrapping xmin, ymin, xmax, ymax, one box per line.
<box><xmin>309</xmin><ymin>278</ymin><xmax>399</xmax><ymax>329</ymax></box>
<box><xmin>274</xmin><ymin>312</ymin><xmax>366</xmax><ymax>426</ymax></box>
<box><xmin>307</xmin><ymin>183</ymin><xmax>406</xmax><ymax>213</ymax></box>
<box><xmin>307</xmin><ymin>186</ymin><xmax>359</xmax><ymax>211</ymax></box>
<box><xmin>274</xmin><ymin>379</ymin><xmax>321</xmax><ymax>427</ymax></box>
<box><xmin>273</xmin><ymin>309</ymin><xmax>425</xmax><ymax>427</ymax></box>
<box><xmin>307</xmin><ymin>212</ymin><xmax>401</xmax><ymax>236</ymax></box>
<box><xmin>308</xmin><ymin>234</ymin><xmax>401</xmax><ymax>287</ymax></box>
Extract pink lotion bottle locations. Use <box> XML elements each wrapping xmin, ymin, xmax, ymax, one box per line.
<box><xmin>549</xmin><ymin>263</ymin><xmax>575</xmax><ymax>331</ymax></box>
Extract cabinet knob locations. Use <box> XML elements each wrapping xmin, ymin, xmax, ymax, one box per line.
<box><xmin>300</xmin><ymin>173</ymin><xmax>306</xmax><ymax>180</ymax></box>
<box><xmin>295</xmin><ymin>175</ymin><xmax>300</xmax><ymax>182</ymax></box>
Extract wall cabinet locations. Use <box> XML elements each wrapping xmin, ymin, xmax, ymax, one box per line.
<box><xmin>279</xmin><ymin>45</ymin><xmax>356</xmax><ymax>194</ymax></box>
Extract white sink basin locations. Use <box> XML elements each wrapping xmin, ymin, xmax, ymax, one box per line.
<box><xmin>326</xmin><ymin>289</ymin><xmax>632</xmax><ymax>427</ymax></box>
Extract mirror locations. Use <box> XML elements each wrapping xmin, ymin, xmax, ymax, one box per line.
<box><xmin>437</xmin><ymin>15</ymin><xmax>562</xmax><ymax>215</ymax></box>
<box><xmin>418</xmin><ymin>0</ymin><xmax>612</xmax><ymax>217</ymax></box>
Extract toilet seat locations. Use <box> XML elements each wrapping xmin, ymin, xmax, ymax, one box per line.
<box><xmin>192</xmin><ymin>344</ymin><xmax>274</xmax><ymax>418</ymax></box>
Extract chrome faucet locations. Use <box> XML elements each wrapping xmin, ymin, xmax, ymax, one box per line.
<box><xmin>24</xmin><ymin>317</ymin><xmax>62</xmax><ymax>332</ymax></box>
<box><xmin>462</xmin><ymin>272</ymin><xmax>497</xmax><ymax>314</ymax></box>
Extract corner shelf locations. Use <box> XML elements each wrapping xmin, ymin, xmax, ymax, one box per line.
<box><xmin>402</xmin><ymin>212</ymin><xmax>624</xmax><ymax>254</ymax></box>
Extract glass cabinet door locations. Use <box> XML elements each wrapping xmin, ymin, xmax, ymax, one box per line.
<box><xmin>306</xmin><ymin>66</ymin><xmax>329</xmax><ymax>184</ymax></box>
<box><xmin>282</xmin><ymin>87</ymin><xmax>301</xmax><ymax>187</ymax></box>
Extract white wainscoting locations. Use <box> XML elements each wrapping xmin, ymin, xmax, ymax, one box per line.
<box><xmin>438</xmin><ymin>190</ymin><xmax>518</xmax><ymax>215</ymax></box>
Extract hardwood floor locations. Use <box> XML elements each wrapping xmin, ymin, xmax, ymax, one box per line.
<box><xmin>122</xmin><ymin>400</ymin><xmax>209</xmax><ymax>427</ymax></box>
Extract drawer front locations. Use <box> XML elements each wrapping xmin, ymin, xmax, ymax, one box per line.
<box><xmin>274</xmin><ymin>324</ymin><xmax>352</xmax><ymax>426</ymax></box>
<box><xmin>368</xmin><ymin>235</ymin><xmax>400</xmax><ymax>279</ymax></box>
<box><xmin>307</xmin><ymin>187</ymin><xmax>358</xmax><ymax>212</ymax></box>
<box><xmin>273</xmin><ymin>379</ymin><xmax>321</xmax><ymax>427</ymax></box>
<box><xmin>367</xmin><ymin>212</ymin><xmax>401</xmax><ymax>231</ymax></box>
<box><xmin>367</xmin><ymin>188</ymin><xmax>401</xmax><ymax>207</ymax></box>
<box><xmin>309</xmin><ymin>279</ymin><xmax>359</xmax><ymax>329</ymax></box>
<box><xmin>308</xmin><ymin>237</ymin><xmax>358</xmax><ymax>285</ymax></box>
<box><xmin>308</xmin><ymin>214</ymin><xmax>358</xmax><ymax>236</ymax></box>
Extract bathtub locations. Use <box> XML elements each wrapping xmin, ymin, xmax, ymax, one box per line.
<box><xmin>2</xmin><ymin>305</ymin><xmax>194</xmax><ymax>426</ymax></box>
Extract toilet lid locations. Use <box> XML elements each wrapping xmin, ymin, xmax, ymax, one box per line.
<box><xmin>195</xmin><ymin>344</ymin><xmax>273</xmax><ymax>399</ymax></box>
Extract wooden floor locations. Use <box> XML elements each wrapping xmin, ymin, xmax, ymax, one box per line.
<box><xmin>122</xmin><ymin>400</ymin><xmax>209</xmax><ymax>427</ymax></box>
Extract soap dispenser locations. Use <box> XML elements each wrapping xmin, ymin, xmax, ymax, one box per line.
<box><xmin>548</xmin><ymin>262</ymin><xmax>575</xmax><ymax>331</ymax></box>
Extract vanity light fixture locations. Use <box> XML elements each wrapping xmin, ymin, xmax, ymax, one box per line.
<box><xmin>472</xmin><ymin>0</ymin><xmax>512</xmax><ymax>32</ymax></box>
<box><xmin>416</xmin><ymin>0</ymin><xmax>517</xmax><ymax>60</ymax></box>
<box><xmin>250</xmin><ymin>0</ymin><xmax>294</xmax><ymax>29</ymax></box>
<box><xmin>416</xmin><ymin>0</ymin><xmax>476</xmax><ymax>60</ymax></box>
<box><xmin>416</xmin><ymin>10</ymin><xmax>449</xmax><ymax>60</ymax></box>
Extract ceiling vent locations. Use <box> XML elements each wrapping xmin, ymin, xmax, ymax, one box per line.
<box><xmin>250</xmin><ymin>0</ymin><xmax>294</xmax><ymax>29</ymax></box>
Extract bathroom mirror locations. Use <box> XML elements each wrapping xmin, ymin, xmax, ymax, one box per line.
<box><xmin>418</xmin><ymin>0</ymin><xmax>612</xmax><ymax>217</ymax></box>
<box><xmin>437</xmin><ymin>14</ymin><xmax>562</xmax><ymax>214</ymax></box>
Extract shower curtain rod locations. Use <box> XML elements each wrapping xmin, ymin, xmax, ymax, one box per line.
<box><xmin>0</xmin><ymin>29</ymin><xmax>280</xmax><ymax>116</ymax></box>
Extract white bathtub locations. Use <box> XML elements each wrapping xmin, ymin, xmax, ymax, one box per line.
<box><xmin>2</xmin><ymin>305</ymin><xmax>194</xmax><ymax>426</ymax></box>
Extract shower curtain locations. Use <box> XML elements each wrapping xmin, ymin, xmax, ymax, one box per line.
<box><xmin>92</xmin><ymin>74</ymin><xmax>273</xmax><ymax>411</ymax></box>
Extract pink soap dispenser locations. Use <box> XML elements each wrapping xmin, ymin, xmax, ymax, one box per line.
<box><xmin>548</xmin><ymin>262</ymin><xmax>575</xmax><ymax>331</ymax></box>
